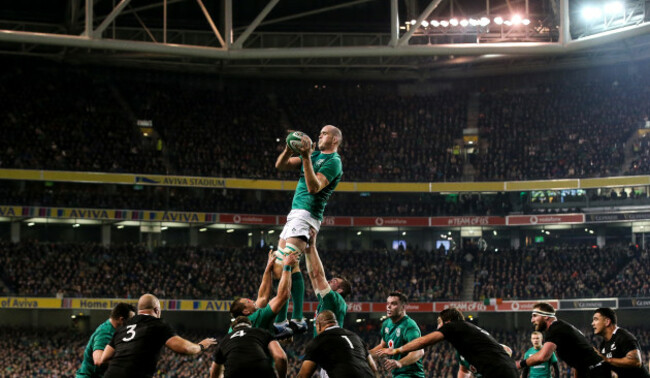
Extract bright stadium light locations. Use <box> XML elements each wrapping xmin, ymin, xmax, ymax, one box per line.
<box><xmin>410</xmin><ymin>19</ymin><xmax>417</xmax><ymax>25</ymax></box>
<box><xmin>504</xmin><ymin>20</ymin><xmax>513</xmax><ymax>26</ymax></box>
<box><xmin>421</xmin><ymin>20</ymin><xmax>429</xmax><ymax>27</ymax></box>
<box><xmin>512</xmin><ymin>15</ymin><xmax>522</xmax><ymax>24</ymax></box>
<box><xmin>440</xmin><ymin>20</ymin><xmax>450</xmax><ymax>27</ymax></box>
<box><xmin>116</xmin><ymin>225</ymin><xmax>124</xmax><ymax>229</ymax></box>
<box><xmin>431</xmin><ymin>20</ymin><xmax>440</xmax><ymax>27</ymax></box>
<box><xmin>357</xmin><ymin>231</ymin><xmax>362</xmax><ymax>236</ymax></box>
<box><xmin>268</xmin><ymin>229</ymin><xmax>275</xmax><ymax>234</ymax></box>
<box><xmin>27</xmin><ymin>222</ymin><xmax>35</xmax><ymax>227</ymax></box>
<box><xmin>494</xmin><ymin>16</ymin><xmax>504</xmax><ymax>25</ymax></box>
<box><xmin>480</xmin><ymin>17</ymin><xmax>491</xmax><ymax>26</ymax></box>
<box><xmin>582</xmin><ymin>6</ymin><xmax>602</xmax><ymax>20</ymax></box>
<box><xmin>469</xmin><ymin>18</ymin><xmax>479</xmax><ymax>26</ymax></box>
<box><xmin>161</xmin><ymin>226</ymin><xmax>168</xmax><ymax>231</ymax></box>
<box><xmin>199</xmin><ymin>227</ymin><xmax>208</xmax><ymax>232</ymax></box>
<box><xmin>604</xmin><ymin>1</ymin><xmax>624</xmax><ymax>14</ymax></box>
<box><xmin>226</xmin><ymin>229</ymin><xmax>235</xmax><ymax>233</ymax></box>
<box><xmin>450</xmin><ymin>18</ymin><xmax>459</xmax><ymax>26</ymax></box>
<box><xmin>460</xmin><ymin>19</ymin><xmax>469</xmax><ymax>27</ymax></box>
<box><xmin>522</xmin><ymin>18</ymin><xmax>531</xmax><ymax>25</ymax></box>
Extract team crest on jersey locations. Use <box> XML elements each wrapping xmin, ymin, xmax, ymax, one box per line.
<box><xmin>611</xmin><ymin>343</ymin><xmax>616</xmax><ymax>350</ymax></box>
<box><xmin>396</xmin><ymin>328</ymin><xmax>401</xmax><ymax>337</ymax></box>
<box><xmin>388</xmin><ymin>340</ymin><xmax>394</xmax><ymax>348</ymax></box>
<box><xmin>385</xmin><ymin>327</ymin><xmax>389</xmax><ymax>334</ymax></box>
<box><xmin>602</xmin><ymin>348</ymin><xmax>606</xmax><ymax>353</ymax></box>
<box><xmin>315</xmin><ymin>159</ymin><xmax>325</xmax><ymax>167</ymax></box>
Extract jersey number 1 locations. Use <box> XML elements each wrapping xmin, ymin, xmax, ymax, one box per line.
<box><xmin>341</xmin><ymin>335</ymin><xmax>354</xmax><ymax>349</ymax></box>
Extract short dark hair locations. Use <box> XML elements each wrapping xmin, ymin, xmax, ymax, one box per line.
<box><xmin>231</xmin><ymin>316</ymin><xmax>252</xmax><ymax>330</ymax></box>
<box><xmin>439</xmin><ymin>308</ymin><xmax>465</xmax><ymax>322</ymax></box>
<box><xmin>111</xmin><ymin>303</ymin><xmax>135</xmax><ymax>320</ymax></box>
<box><xmin>533</xmin><ymin>302</ymin><xmax>556</xmax><ymax>314</ymax></box>
<box><xmin>388</xmin><ymin>291</ymin><xmax>409</xmax><ymax>305</ymax></box>
<box><xmin>595</xmin><ymin>308</ymin><xmax>617</xmax><ymax>325</ymax></box>
<box><xmin>316</xmin><ymin>310</ymin><xmax>338</xmax><ymax>328</ymax></box>
<box><xmin>337</xmin><ymin>277</ymin><xmax>352</xmax><ymax>298</ymax></box>
<box><xmin>230</xmin><ymin>298</ymin><xmax>246</xmax><ymax>318</ymax></box>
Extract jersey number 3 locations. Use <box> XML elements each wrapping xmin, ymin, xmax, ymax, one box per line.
<box><xmin>123</xmin><ymin>325</ymin><xmax>137</xmax><ymax>342</ymax></box>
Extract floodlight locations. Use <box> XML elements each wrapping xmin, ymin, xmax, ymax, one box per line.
<box><xmin>410</xmin><ymin>19</ymin><xmax>417</xmax><ymax>25</ymax></box>
<box><xmin>581</xmin><ymin>6</ymin><xmax>602</xmax><ymax>20</ymax></box>
<box><xmin>494</xmin><ymin>16</ymin><xmax>504</xmax><ymax>25</ymax></box>
<box><xmin>421</xmin><ymin>20</ymin><xmax>429</xmax><ymax>27</ymax></box>
<box><xmin>450</xmin><ymin>18</ymin><xmax>459</xmax><ymax>26</ymax></box>
<box><xmin>512</xmin><ymin>15</ymin><xmax>522</xmax><ymax>24</ymax></box>
<box><xmin>440</xmin><ymin>20</ymin><xmax>450</xmax><ymax>27</ymax></box>
<box><xmin>504</xmin><ymin>20</ymin><xmax>513</xmax><ymax>25</ymax></box>
<box><xmin>522</xmin><ymin>18</ymin><xmax>531</xmax><ymax>25</ymax></box>
<box><xmin>460</xmin><ymin>19</ymin><xmax>469</xmax><ymax>26</ymax></box>
<box><xmin>431</xmin><ymin>20</ymin><xmax>440</xmax><ymax>27</ymax></box>
<box><xmin>469</xmin><ymin>18</ymin><xmax>479</xmax><ymax>26</ymax></box>
<box><xmin>480</xmin><ymin>17</ymin><xmax>491</xmax><ymax>26</ymax></box>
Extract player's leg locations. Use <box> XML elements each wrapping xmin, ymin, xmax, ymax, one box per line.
<box><xmin>273</xmin><ymin>236</ymin><xmax>306</xmax><ymax>324</ymax></box>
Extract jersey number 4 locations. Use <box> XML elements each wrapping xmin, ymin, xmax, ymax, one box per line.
<box><xmin>123</xmin><ymin>325</ymin><xmax>137</xmax><ymax>342</ymax></box>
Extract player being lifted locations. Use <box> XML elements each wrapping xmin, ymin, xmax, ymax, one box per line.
<box><xmin>272</xmin><ymin>125</ymin><xmax>343</xmax><ymax>335</ymax></box>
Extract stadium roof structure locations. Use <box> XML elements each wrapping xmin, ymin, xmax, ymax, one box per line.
<box><xmin>0</xmin><ymin>0</ymin><xmax>649</xmax><ymax>79</ymax></box>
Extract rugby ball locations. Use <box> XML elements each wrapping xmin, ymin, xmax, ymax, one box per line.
<box><xmin>286</xmin><ymin>131</ymin><xmax>307</xmax><ymax>154</ymax></box>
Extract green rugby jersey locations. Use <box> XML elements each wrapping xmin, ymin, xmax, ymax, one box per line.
<box><xmin>228</xmin><ymin>303</ymin><xmax>276</xmax><ymax>333</ymax></box>
<box><xmin>76</xmin><ymin>319</ymin><xmax>115</xmax><ymax>377</ymax></box>
<box><xmin>314</xmin><ymin>289</ymin><xmax>347</xmax><ymax>337</ymax></box>
<box><xmin>524</xmin><ymin>347</ymin><xmax>557</xmax><ymax>378</ymax></box>
<box><xmin>291</xmin><ymin>151</ymin><xmax>342</xmax><ymax>220</ymax></box>
<box><xmin>380</xmin><ymin>316</ymin><xmax>425</xmax><ymax>378</ymax></box>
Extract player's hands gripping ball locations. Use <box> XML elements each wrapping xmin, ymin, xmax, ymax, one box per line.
<box><xmin>286</xmin><ymin>131</ymin><xmax>313</xmax><ymax>155</ymax></box>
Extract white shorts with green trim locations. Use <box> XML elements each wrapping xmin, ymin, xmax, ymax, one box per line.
<box><xmin>279</xmin><ymin>209</ymin><xmax>321</xmax><ymax>241</ymax></box>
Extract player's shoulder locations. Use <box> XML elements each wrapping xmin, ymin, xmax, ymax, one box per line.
<box><xmin>404</xmin><ymin>316</ymin><xmax>419</xmax><ymax>327</ymax></box>
<box><xmin>614</xmin><ymin>327</ymin><xmax>638</xmax><ymax>341</ymax></box>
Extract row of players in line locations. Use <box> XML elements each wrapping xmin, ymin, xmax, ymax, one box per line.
<box><xmin>75</xmin><ymin>227</ymin><xmax>650</xmax><ymax>377</ymax></box>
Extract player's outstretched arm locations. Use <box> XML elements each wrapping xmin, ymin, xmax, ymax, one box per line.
<box><xmin>209</xmin><ymin>362</ymin><xmax>224</xmax><ymax>378</ymax></box>
<box><xmin>369</xmin><ymin>340</ymin><xmax>388</xmax><ymax>356</ymax></box>
<box><xmin>297</xmin><ymin>360</ymin><xmax>318</xmax><ymax>378</ymax></box>
<box><xmin>297</xmin><ymin>138</ymin><xmax>332</xmax><ymax>194</ymax></box>
<box><xmin>268</xmin><ymin>340</ymin><xmax>288</xmax><ymax>378</ymax></box>
<box><xmin>384</xmin><ymin>349</ymin><xmax>425</xmax><ymax>371</ymax></box>
<box><xmin>517</xmin><ymin>342</ymin><xmax>556</xmax><ymax>369</ymax></box>
<box><xmin>255</xmin><ymin>251</ymin><xmax>276</xmax><ymax>309</ymax></box>
<box><xmin>605</xmin><ymin>349</ymin><xmax>643</xmax><ymax>368</ymax></box>
<box><xmin>367</xmin><ymin>354</ymin><xmax>380</xmax><ymax>377</ymax></box>
<box><xmin>99</xmin><ymin>345</ymin><xmax>115</xmax><ymax>365</ymax></box>
<box><xmin>275</xmin><ymin>143</ymin><xmax>302</xmax><ymax>171</ymax></box>
<box><xmin>165</xmin><ymin>336</ymin><xmax>216</xmax><ymax>355</ymax></box>
<box><xmin>268</xmin><ymin>253</ymin><xmax>297</xmax><ymax>314</ymax></box>
<box><xmin>378</xmin><ymin>331</ymin><xmax>443</xmax><ymax>357</ymax></box>
<box><xmin>304</xmin><ymin>229</ymin><xmax>330</xmax><ymax>293</ymax></box>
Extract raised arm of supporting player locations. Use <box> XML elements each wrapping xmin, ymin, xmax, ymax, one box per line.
<box><xmin>517</xmin><ymin>342</ymin><xmax>556</xmax><ymax>369</ymax></box>
<box><xmin>268</xmin><ymin>340</ymin><xmax>288</xmax><ymax>378</ymax></box>
<box><xmin>297</xmin><ymin>360</ymin><xmax>318</xmax><ymax>378</ymax></box>
<box><xmin>99</xmin><ymin>344</ymin><xmax>115</xmax><ymax>365</ymax></box>
<box><xmin>304</xmin><ymin>229</ymin><xmax>330</xmax><ymax>293</ymax></box>
<box><xmin>378</xmin><ymin>331</ymin><xmax>445</xmax><ymax>357</ymax></box>
<box><xmin>268</xmin><ymin>253</ymin><xmax>297</xmax><ymax>313</ymax></box>
<box><xmin>255</xmin><ymin>250</ymin><xmax>276</xmax><ymax>309</ymax></box>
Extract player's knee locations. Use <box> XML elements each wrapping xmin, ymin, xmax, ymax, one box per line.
<box><xmin>274</xmin><ymin>244</ymin><xmax>303</xmax><ymax>265</ymax></box>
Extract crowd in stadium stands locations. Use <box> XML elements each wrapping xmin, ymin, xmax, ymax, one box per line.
<box><xmin>472</xmin><ymin>245</ymin><xmax>636</xmax><ymax>300</ymax></box>
<box><xmin>0</xmin><ymin>242</ymin><xmax>462</xmax><ymax>302</ymax></box>
<box><xmin>627</xmin><ymin>131</ymin><xmax>650</xmax><ymax>175</ymax></box>
<box><xmin>475</xmin><ymin>74</ymin><xmax>650</xmax><ymax>181</ymax></box>
<box><xmin>5</xmin><ymin>62</ymin><xmax>649</xmax><ymax>184</ymax></box>
<box><xmin>2</xmin><ymin>325</ymin><xmax>649</xmax><ymax>377</ymax></box>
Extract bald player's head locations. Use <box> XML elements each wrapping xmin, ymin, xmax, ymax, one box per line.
<box><xmin>315</xmin><ymin>310</ymin><xmax>338</xmax><ymax>334</ymax></box>
<box><xmin>138</xmin><ymin>294</ymin><xmax>161</xmax><ymax>317</ymax></box>
<box><xmin>318</xmin><ymin>125</ymin><xmax>342</xmax><ymax>152</ymax></box>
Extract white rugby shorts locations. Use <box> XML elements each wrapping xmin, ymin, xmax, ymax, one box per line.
<box><xmin>279</xmin><ymin>209</ymin><xmax>321</xmax><ymax>241</ymax></box>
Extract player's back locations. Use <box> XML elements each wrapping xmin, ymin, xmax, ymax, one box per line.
<box><xmin>305</xmin><ymin>327</ymin><xmax>374</xmax><ymax>378</ymax></box>
<box><xmin>104</xmin><ymin>314</ymin><xmax>176</xmax><ymax>378</ymax></box>
<box><xmin>213</xmin><ymin>327</ymin><xmax>276</xmax><ymax>378</ymax></box>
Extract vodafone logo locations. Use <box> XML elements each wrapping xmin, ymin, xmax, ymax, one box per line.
<box><xmin>233</xmin><ymin>215</ymin><xmax>241</xmax><ymax>223</ymax></box>
<box><xmin>512</xmin><ymin>302</ymin><xmax>520</xmax><ymax>311</ymax></box>
<box><xmin>530</xmin><ymin>216</ymin><xmax>538</xmax><ymax>224</ymax></box>
<box><xmin>375</xmin><ymin>217</ymin><xmax>384</xmax><ymax>226</ymax></box>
